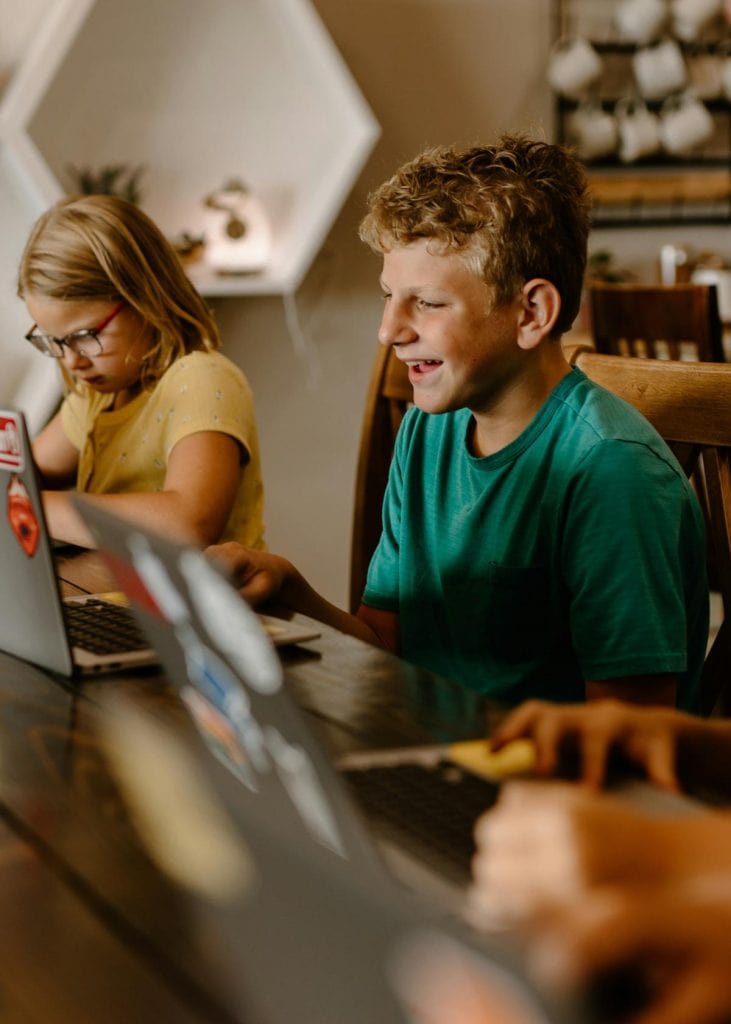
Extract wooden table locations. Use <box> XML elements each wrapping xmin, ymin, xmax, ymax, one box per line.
<box><xmin>0</xmin><ymin>553</ymin><xmax>498</xmax><ymax>1021</ymax></box>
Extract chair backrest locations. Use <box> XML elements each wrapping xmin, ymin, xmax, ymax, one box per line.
<box><xmin>588</xmin><ymin>282</ymin><xmax>725</xmax><ymax>363</ymax></box>
<box><xmin>571</xmin><ymin>346</ymin><xmax>731</xmax><ymax>717</ymax></box>
<box><xmin>350</xmin><ymin>345</ymin><xmax>412</xmax><ymax>613</ymax></box>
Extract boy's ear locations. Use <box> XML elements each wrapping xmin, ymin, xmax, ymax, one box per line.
<box><xmin>516</xmin><ymin>279</ymin><xmax>562</xmax><ymax>350</ymax></box>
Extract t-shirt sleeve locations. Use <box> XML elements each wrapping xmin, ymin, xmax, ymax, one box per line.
<box><xmin>360</xmin><ymin>417</ymin><xmax>409</xmax><ymax>612</ymax></box>
<box><xmin>59</xmin><ymin>391</ymin><xmax>88</xmax><ymax>451</ymax></box>
<box><xmin>563</xmin><ymin>438</ymin><xmax>703</xmax><ymax>680</ymax></box>
<box><xmin>159</xmin><ymin>354</ymin><xmax>257</xmax><ymax>462</ymax></box>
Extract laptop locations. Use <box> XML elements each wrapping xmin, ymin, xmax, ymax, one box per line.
<box><xmin>72</xmin><ymin>496</ymin><xmax>535</xmax><ymax>901</ymax></box>
<box><xmin>78</xmin><ymin>496</ymin><xmax>576</xmax><ymax>1024</ymax></box>
<box><xmin>0</xmin><ymin>408</ymin><xmax>320</xmax><ymax>677</ymax></box>
<box><xmin>0</xmin><ymin>408</ymin><xmax>158</xmax><ymax>676</ymax></box>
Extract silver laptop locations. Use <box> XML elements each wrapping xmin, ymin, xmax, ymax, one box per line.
<box><xmin>0</xmin><ymin>408</ymin><xmax>319</xmax><ymax>677</ymax></box>
<box><xmin>0</xmin><ymin>408</ymin><xmax>158</xmax><ymax>676</ymax></box>
<box><xmin>76</xmin><ymin>495</ymin><xmax>575</xmax><ymax>1024</ymax></box>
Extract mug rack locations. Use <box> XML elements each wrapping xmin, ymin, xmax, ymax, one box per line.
<box><xmin>551</xmin><ymin>0</ymin><xmax>731</xmax><ymax>226</ymax></box>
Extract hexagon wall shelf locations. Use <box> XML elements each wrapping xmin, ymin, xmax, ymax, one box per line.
<box><xmin>1</xmin><ymin>0</ymin><xmax>379</xmax><ymax>297</ymax></box>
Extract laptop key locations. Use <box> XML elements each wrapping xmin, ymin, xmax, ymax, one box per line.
<box><xmin>342</xmin><ymin>761</ymin><xmax>499</xmax><ymax>882</ymax></box>
<box><xmin>65</xmin><ymin>599</ymin><xmax>149</xmax><ymax>654</ymax></box>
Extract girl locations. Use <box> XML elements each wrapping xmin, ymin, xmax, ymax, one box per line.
<box><xmin>19</xmin><ymin>194</ymin><xmax>265</xmax><ymax>551</ymax></box>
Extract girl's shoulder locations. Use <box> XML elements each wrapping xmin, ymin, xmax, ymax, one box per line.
<box><xmin>160</xmin><ymin>349</ymin><xmax>248</xmax><ymax>388</ymax></box>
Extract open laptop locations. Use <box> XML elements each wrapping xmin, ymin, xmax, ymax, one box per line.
<box><xmin>0</xmin><ymin>408</ymin><xmax>319</xmax><ymax>677</ymax></box>
<box><xmin>78</xmin><ymin>495</ymin><xmax>577</xmax><ymax>1024</ymax></box>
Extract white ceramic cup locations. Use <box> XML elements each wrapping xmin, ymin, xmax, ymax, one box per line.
<box><xmin>615</xmin><ymin>96</ymin><xmax>662</xmax><ymax>161</ymax></box>
<box><xmin>692</xmin><ymin>266</ymin><xmax>731</xmax><ymax>322</ymax></box>
<box><xmin>670</xmin><ymin>0</ymin><xmax>723</xmax><ymax>40</ymax></box>
<box><xmin>633</xmin><ymin>38</ymin><xmax>688</xmax><ymax>99</ymax></box>
<box><xmin>568</xmin><ymin>100</ymin><xmax>619</xmax><ymax>161</ymax></box>
<box><xmin>615</xmin><ymin>0</ymin><xmax>668</xmax><ymax>42</ymax></box>
<box><xmin>659</xmin><ymin>92</ymin><xmax>714</xmax><ymax>153</ymax></box>
<box><xmin>546</xmin><ymin>36</ymin><xmax>603</xmax><ymax>97</ymax></box>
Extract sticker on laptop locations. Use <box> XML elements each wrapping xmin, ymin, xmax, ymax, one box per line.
<box><xmin>7</xmin><ymin>475</ymin><xmax>40</xmax><ymax>557</ymax></box>
<box><xmin>0</xmin><ymin>412</ymin><xmax>23</xmax><ymax>472</ymax></box>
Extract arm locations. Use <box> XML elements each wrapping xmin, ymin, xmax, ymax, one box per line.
<box><xmin>490</xmin><ymin>698</ymin><xmax>731</xmax><ymax>794</ymax></box>
<box><xmin>43</xmin><ymin>430</ymin><xmax>243</xmax><ymax>548</ymax></box>
<box><xmin>585</xmin><ymin>673</ymin><xmax>677</xmax><ymax>708</ymax></box>
<box><xmin>32</xmin><ymin>411</ymin><xmax>79</xmax><ymax>488</ymax></box>
<box><xmin>206</xmin><ymin>543</ymin><xmax>400</xmax><ymax>651</ymax></box>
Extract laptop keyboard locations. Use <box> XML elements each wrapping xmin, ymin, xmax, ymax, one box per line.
<box><xmin>65</xmin><ymin>598</ymin><xmax>149</xmax><ymax>654</ymax></box>
<box><xmin>341</xmin><ymin>761</ymin><xmax>500</xmax><ymax>884</ymax></box>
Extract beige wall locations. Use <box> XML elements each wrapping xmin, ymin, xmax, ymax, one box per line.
<box><xmin>215</xmin><ymin>0</ymin><xmax>554</xmax><ymax>606</ymax></box>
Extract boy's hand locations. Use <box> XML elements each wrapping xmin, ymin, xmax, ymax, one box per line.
<box><xmin>206</xmin><ymin>543</ymin><xmax>293</xmax><ymax>607</ymax></box>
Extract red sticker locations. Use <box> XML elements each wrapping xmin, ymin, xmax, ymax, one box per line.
<box><xmin>0</xmin><ymin>413</ymin><xmax>24</xmax><ymax>472</ymax></box>
<box><xmin>7</xmin><ymin>475</ymin><xmax>40</xmax><ymax>557</ymax></box>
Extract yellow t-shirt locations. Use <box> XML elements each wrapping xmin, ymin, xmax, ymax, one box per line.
<box><xmin>60</xmin><ymin>350</ymin><xmax>265</xmax><ymax>549</ymax></box>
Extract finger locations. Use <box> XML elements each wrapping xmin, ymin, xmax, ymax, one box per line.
<box><xmin>239</xmin><ymin>572</ymin><xmax>275</xmax><ymax>606</ymax></box>
<box><xmin>638</xmin><ymin>735</ymin><xmax>680</xmax><ymax>793</ymax></box>
<box><xmin>579</xmin><ymin>729</ymin><xmax>613</xmax><ymax>790</ymax></box>
<box><xmin>489</xmin><ymin>701</ymin><xmax>547</xmax><ymax>750</ymax></box>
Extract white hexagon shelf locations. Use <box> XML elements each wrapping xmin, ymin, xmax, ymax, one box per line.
<box><xmin>1</xmin><ymin>0</ymin><xmax>379</xmax><ymax>297</ymax></box>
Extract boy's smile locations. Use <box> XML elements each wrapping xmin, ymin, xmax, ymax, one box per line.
<box><xmin>378</xmin><ymin>240</ymin><xmax>522</xmax><ymax>419</ymax></box>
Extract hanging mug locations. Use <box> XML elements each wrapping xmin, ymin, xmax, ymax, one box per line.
<box><xmin>659</xmin><ymin>92</ymin><xmax>714</xmax><ymax>153</ymax></box>
<box><xmin>670</xmin><ymin>0</ymin><xmax>723</xmax><ymax>40</ymax></box>
<box><xmin>546</xmin><ymin>36</ymin><xmax>603</xmax><ymax>97</ymax></box>
<box><xmin>633</xmin><ymin>38</ymin><xmax>688</xmax><ymax>99</ymax></box>
<box><xmin>567</xmin><ymin>98</ymin><xmax>619</xmax><ymax>161</ymax></box>
<box><xmin>615</xmin><ymin>0</ymin><xmax>668</xmax><ymax>43</ymax></box>
<box><xmin>615</xmin><ymin>96</ymin><xmax>662</xmax><ymax>161</ymax></box>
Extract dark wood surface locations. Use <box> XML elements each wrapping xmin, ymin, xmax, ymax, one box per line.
<box><xmin>0</xmin><ymin>552</ymin><xmax>499</xmax><ymax>1021</ymax></box>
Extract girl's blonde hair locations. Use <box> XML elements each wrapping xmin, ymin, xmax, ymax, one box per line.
<box><xmin>18</xmin><ymin>194</ymin><xmax>219</xmax><ymax>389</ymax></box>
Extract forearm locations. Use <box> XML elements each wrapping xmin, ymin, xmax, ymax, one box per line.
<box><xmin>43</xmin><ymin>489</ymin><xmax>224</xmax><ymax>549</ymax></box>
<box><xmin>276</xmin><ymin>568</ymin><xmax>389</xmax><ymax>648</ymax></box>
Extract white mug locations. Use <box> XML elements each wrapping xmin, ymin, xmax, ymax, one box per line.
<box><xmin>615</xmin><ymin>96</ymin><xmax>662</xmax><ymax>161</ymax></box>
<box><xmin>567</xmin><ymin>100</ymin><xmax>619</xmax><ymax>161</ymax></box>
<box><xmin>547</xmin><ymin>36</ymin><xmax>602</xmax><ymax>97</ymax></box>
<box><xmin>633</xmin><ymin>38</ymin><xmax>688</xmax><ymax>99</ymax></box>
<box><xmin>659</xmin><ymin>92</ymin><xmax>714</xmax><ymax>153</ymax></box>
<box><xmin>615</xmin><ymin>0</ymin><xmax>668</xmax><ymax>42</ymax></box>
<box><xmin>670</xmin><ymin>0</ymin><xmax>723</xmax><ymax>40</ymax></box>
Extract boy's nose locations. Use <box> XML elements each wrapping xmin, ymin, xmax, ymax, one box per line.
<box><xmin>378</xmin><ymin>304</ymin><xmax>417</xmax><ymax>347</ymax></box>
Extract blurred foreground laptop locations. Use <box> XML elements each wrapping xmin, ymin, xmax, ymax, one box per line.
<box><xmin>0</xmin><ymin>409</ymin><xmax>319</xmax><ymax>678</ymax></box>
<box><xmin>79</xmin><ymin>496</ymin><xmax>577</xmax><ymax>1024</ymax></box>
<box><xmin>73</xmin><ymin>497</ymin><xmax>535</xmax><ymax>906</ymax></box>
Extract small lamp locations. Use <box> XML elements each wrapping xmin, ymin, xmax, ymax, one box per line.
<box><xmin>203</xmin><ymin>178</ymin><xmax>272</xmax><ymax>274</ymax></box>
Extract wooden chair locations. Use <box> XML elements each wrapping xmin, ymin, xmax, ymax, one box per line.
<box><xmin>570</xmin><ymin>346</ymin><xmax>731</xmax><ymax>717</ymax></box>
<box><xmin>350</xmin><ymin>345</ymin><xmax>412</xmax><ymax>613</ymax></box>
<box><xmin>588</xmin><ymin>282</ymin><xmax>725</xmax><ymax>363</ymax></box>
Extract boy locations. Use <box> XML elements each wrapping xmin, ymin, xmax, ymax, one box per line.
<box><xmin>210</xmin><ymin>135</ymin><xmax>708</xmax><ymax>710</ymax></box>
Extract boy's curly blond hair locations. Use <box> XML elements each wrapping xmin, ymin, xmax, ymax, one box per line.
<box><xmin>359</xmin><ymin>135</ymin><xmax>591</xmax><ymax>335</ymax></box>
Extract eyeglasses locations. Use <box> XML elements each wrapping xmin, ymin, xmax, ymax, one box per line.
<box><xmin>25</xmin><ymin>301</ymin><xmax>126</xmax><ymax>359</ymax></box>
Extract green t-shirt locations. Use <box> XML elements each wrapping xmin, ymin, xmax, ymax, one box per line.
<box><xmin>363</xmin><ymin>367</ymin><xmax>708</xmax><ymax>710</ymax></box>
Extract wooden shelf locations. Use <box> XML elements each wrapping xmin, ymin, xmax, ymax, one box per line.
<box><xmin>1</xmin><ymin>0</ymin><xmax>380</xmax><ymax>298</ymax></box>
